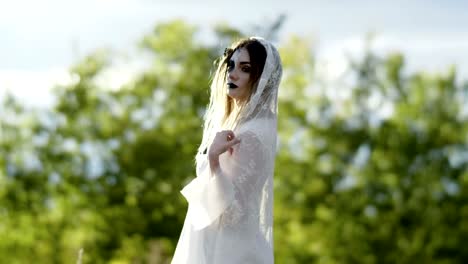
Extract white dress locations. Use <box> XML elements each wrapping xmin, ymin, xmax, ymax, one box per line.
<box><xmin>171</xmin><ymin>118</ymin><xmax>276</xmax><ymax>264</ymax></box>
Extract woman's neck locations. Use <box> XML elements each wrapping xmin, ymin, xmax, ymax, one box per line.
<box><xmin>233</xmin><ymin>99</ymin><xmax>243</xmax><ymax>112</ymax></box>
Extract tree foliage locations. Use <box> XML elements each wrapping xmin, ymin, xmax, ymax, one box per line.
<box><xmin>1</xmin><ymin>18</ymin><xmax>467</xmax><ymax>263</ymax></box>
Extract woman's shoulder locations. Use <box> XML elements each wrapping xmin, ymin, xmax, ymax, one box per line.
<box><xmin>237</xmin><ymin>118</ymin><xmax>276</xmax><ymax>142</ymax></box>
<box><xmin>235</xmin><ymin>118</ymin><xmax>278</xmax><ymax>159</ymax></box>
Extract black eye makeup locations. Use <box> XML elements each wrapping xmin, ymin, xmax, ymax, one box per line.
<box><xmin>241</xmin><ymin>66</ymin><xmax>251</xmax><ymax>73</ymax></box>
<box><xmin>226</xmin><ymin>59</ymin><xmax>251</xmax><ymax>73</ymax></box>
<box><xmin>227</xmin><ymin>60</ymin><xmax>234</xmax><ymax>71</ymax></box>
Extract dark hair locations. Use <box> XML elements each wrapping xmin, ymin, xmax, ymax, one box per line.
<box><xmin>224</xmin><ymin>39</ymin><xmax>267</xmax><ymax>87</ymax></box>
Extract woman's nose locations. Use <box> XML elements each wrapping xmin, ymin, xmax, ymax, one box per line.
<box><xmin>228</xmin><ymin>69</ymin><xmax>238</xmax><ymax>81</ymax></box>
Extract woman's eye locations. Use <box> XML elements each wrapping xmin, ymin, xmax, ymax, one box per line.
<box><xmin>242</xmin><ymin>67</ymin><xmax>251</xmax><ymax>73</ymax></box>
<box><xmin>227</xmin><ymin>60</ymin><xmax>234</xmax><ymax>71</ymax></box>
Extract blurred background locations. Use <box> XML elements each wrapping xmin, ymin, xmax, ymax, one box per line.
<box><xmin>1</xmin><ymin>0</ymin><xmax>468</xmax><ymax>263</ymax></box>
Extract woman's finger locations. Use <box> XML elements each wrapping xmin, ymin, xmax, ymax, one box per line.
<box><xmin>227</xmin><ymin>138</ymin><xmax>241</xmax><ymax>147</ymax></box>
<box><xmin>224</xmin><ymin>130</ymin><xmax>235</xmax><ymax>141</ymax></box>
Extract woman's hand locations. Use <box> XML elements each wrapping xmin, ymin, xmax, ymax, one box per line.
<box><xmin>208</xmin><ymin>130</ymin><xmax>241</xmax><ymax>172</ymax></box>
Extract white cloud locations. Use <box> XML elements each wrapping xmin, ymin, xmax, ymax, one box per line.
<box><xmin>94</xmin><ymin>56</ymin><xmax>150</xmax><ymax>91</ymax></box>
<box><xmin>317</xmin><ymin>32</ymin><xmax>468</xmax><ymax>80</ymax></box>
<box><xmin>0</xmin><ymin>68</ymin><xmax>72</xmax><ymax>107</ymax></box>
<box><xmin>0</xmin><ymin>53</ymin><xmax>150</xmax><ymax>107</ymax></box>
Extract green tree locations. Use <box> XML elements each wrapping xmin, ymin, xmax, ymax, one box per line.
<box><xmin>274</xmin><ymin>36</ymin><xmax>468</xmax><ymax>263</ymax></box>
<box><xmin>1</xmin><ymin>18</ymin><xmax>467</xmax><ymax>264</ymax></box>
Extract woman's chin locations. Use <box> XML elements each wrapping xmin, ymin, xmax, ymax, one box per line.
<box><xmin>227</xmin><ymin>89</ymin><xmax>248</xmax><ymax>103</ymax></box>
<box><xmin>227</xmin><ymin>90</ymin><xmax>238</xmax><ymax>99</ymax></box>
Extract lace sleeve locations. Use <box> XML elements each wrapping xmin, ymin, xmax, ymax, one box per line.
<box><xmin>180</xmin><ymin>130</ymin><xmax>269</xmax><ymax>230</ymax></box>
<box><xmin>220</xmin><ymin>131</ymin><xmax>269</xmax><ymax>227</ymax></box>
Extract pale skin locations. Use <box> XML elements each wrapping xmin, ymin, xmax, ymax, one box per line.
<box><xmin>208</xmin><ymin>48</ymin><xmax>252</xmax><ymax>172</ymax></box>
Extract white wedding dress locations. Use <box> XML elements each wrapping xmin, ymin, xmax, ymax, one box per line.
<box><xmin>171</xmin><ymin>37</ymin><xmax>282</xmax><ymax>264</ymax></box>
<box><xmin>171</xmin><ymin>118</ymin><xmax>276</xmax><ymax>264</ymax></box>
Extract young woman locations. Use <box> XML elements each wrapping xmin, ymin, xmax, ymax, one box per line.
<box><xmin>172</xmin><ymin>37</ymin><xmax>283</xmax><ymax>264</ymax></box>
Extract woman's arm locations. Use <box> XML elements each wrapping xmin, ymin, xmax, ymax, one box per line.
<box><xmin>181</xmin><ymin>130</ymin><xmax>269</xmax><ymax>230</ymax></box>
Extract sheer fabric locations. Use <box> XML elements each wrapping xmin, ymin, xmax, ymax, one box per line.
<box><xmin>172</xmin><ymin>118</ymin><xmax>276</xmax><ymax>263</ymax></box>
<box><xmin>197</xmin><ymin>37</ymin><xmax>282</xmax><ymax>158</ymax></box>
<box><xmin>172</xmin><ymin>37</ymin><xmax>282</xmax><ymax>264</ymax></box>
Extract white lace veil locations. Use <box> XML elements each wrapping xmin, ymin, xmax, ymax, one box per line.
<box><xmin>197</xmin><ymin>37</ymin><xmax>283</xmax><ymax>157</ymax></box>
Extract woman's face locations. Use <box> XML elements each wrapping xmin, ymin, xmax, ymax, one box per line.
<box><xmin>226</xmin><ymin>48</ymin><xmax>252</xmax><ymax>103</ymax></box>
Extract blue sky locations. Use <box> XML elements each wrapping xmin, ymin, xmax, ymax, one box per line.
<box><xmin>1</xmin><ymin>0</ymin><xmax>468</xmax><ymax>107</ymax></box>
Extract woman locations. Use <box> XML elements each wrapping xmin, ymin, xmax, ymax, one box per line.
<box><xmin>172</xmin><ymin>37</ymin><xmax>282</xmax><ymax>264</ymax></box>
